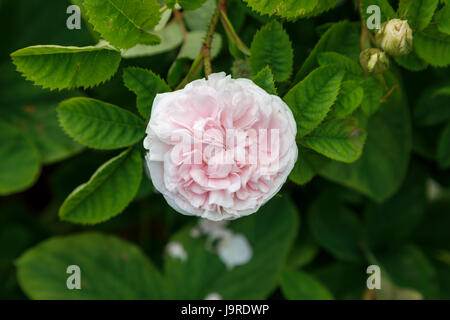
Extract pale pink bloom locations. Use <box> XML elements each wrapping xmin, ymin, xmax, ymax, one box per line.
<box><xmin>144</xmin><ymin>72</ymin><xmax>298</xmax><ymax>221</ymax></box>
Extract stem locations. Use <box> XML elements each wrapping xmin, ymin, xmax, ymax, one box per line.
<box><xmin>173</xmin><ymin>10</ymin><xmax>187</xmax><ymax>41</ymax></box>
<box><xmin>202</xmin><ymin>6</ymin><xmax>220</xmax><ymax>77</ymax></box>
<box><xmin>219</xmin><ymin>0</ymin><xmax>251</xmax><ymax>56</ymax></box>
<box><xmin>357</xmin><ymin>0</ymin><xmax>377</xmax><ymax>50</ymax></box>
<box><xmin>380</xmin><ymin>84</ymin><xmax>398</xmax><ymax>102</ymax></box>
<box><xmin>358</xmin><ymin>0</ymin><xmax>369</xmax><ymax>51</ymax></box>
<box><xmin>375</xmin><ymin>74</ymin><xmax>388</xmax><ymax>90</ymax></box>
<box><xmin>175</xmin><ymin>53</ymin><xmax>205</xmax><ymax>90</ymax></box>
<box><xmin>159</xmin><ymin>4</ymin><xmax>167</xmax><ymax>13</ymax></box>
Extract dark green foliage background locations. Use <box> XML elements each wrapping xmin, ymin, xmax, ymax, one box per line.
<box><xmin>0</xmin><ymin>0</ymin><xmax>449</xmax><ymax>300</ymax></box>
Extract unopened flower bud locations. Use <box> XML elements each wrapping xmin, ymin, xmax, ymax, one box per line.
<box><xmin>360</xmin><ymin>48</ymin><xmax>390</xmax><ymax>74</ymax></box>
<box><xmin>375</xmin><ymin>19</ymin><xmax>413</xmax><ymax>57</ymax></box>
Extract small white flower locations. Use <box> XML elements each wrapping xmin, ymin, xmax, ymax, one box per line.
<box><xmin>426</xmin><ymin>179</ymin><xmax>443</xmax><ymax>201</ymax></box>
<box><xmin>204</xmin><ymin>292</ymin><xmax>223</xmax><ymax>300</ymax></box>
<box><xmin>199</xmin><ymin>219</ymin><xmax>229</xmax><ymax>234</ymax></box>
<box><xmin>217</xmin><ymin>233</ymin><xmax>252</xmax><ymax>270</ymax></box>
<box><xmin>189</xmin><ymin>227</ymin><xmax>202</xmax><ymax>238</ymax></box>
<box><xmin>200</xmin><ymin>219</ymin><xmax>231</xmax><ymax>241</ymax></box>
<box><xmin>165</xmin><ymin>242</ymin><xmax>188</xmax><ymax>262</ymax></box>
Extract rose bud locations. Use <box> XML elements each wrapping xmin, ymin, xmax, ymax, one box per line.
<box><xmin>360</xmin><ymin>48</ymin><xmax>390</xmax><ymax>74</ymax></box>
<box><xmin>143</xmin><ymin>72</ymin><xmax>298</xmax><ymax>221</ymax></box>
<box><xmin>375</xmin><ymin>19</ymin><xmax>413</xmax><ymax>57</ymax></box>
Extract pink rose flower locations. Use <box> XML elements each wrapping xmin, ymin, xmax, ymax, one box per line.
<box><xmin>144</xmin><ymin>72</ymin><xmax>298</xmax><ymax>221</ymax></box>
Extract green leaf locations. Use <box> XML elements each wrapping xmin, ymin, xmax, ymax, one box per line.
<box><xmin>231</xmin><ymin>59</ymin><xmax>252</xmax><ymax>79</ymax></box>
<box><xmin>415</xmin><ymin>26</ymin><xmax>450</xmax><ymax>67</ymax></box>
<box><xmin>313</xmin><ymin>262</ymin><xmax>367</xmax><ymax>299</ymax></box>
<box><xmin>184</xmin><ymin>0</ymin><xmax>216</xmax><ymax>31</ymax></box>
<box><xmin>287</xmin><ymin>229</ymin><xmax>319</xmax><ymax>269</ymax></box>
<box><xmin>284</xmin><ymin>65</ymin><xmax>345</xmax><ymax>137</ymax></box>
<box><xmin>361</xmin><ymin>0</ymin><xmax>396</xmax><ymax>24</ymax></box>
<box><xmin>414</xmin><ymin>196</ymin><xmax>450</xmax><ymax>251</ymax></box>
<box><xmin>308</xmin><ymin>194</ymin><xmax>363</xmax><ymax>261</ymax></box>
<box><xmin>0</xmin><ymin>121</ymin><xmax>40</xmax><ymax>196</ymax></box>
<box><xmin>2</xmin><ymin>0</ymin><xmax>96</xmax><ymax>60</ymax></box>
<box><xmin>123</xmin><ymin>67</ymin><xmax>171</xmax><ymax>119</ymax></box>
<box><xmin>134</xmin><ymin>171</ymin><xmax>155</xmax><ymax>201</ymax></box>
<box><xmin>11</xmin><ymin>45</ymin><xmax>121</xmax><ymax>90</ymax></box>
<box><xmin>398</xmin><ymin>0</ymin><xmax>439</xmax><ymax>31</ymax></box>
<box><xmin>0</xmin><ymin>203</ymin><xmax>39</xmax><ymax>274</ymax></box>
<box><xmin>289</xmin><ymin>148</ymin><xmax>330</xmax><ymax>185</ymax></box>
<box><xmin>83</xmin><ymin>0</ymin><xmax>161</xmax><ymax>49</ymax></box>
<box><xmin>414</xmin><ymin>85</ymin><xmax>450</xmax><ymax>126</ymax></box>
<box><xmin>375</xmin><ymin>245</ymin><xmax>437</xmax><ymax>298</ymax></box>
<box><xmin>438</xmin><ymin>123</ymin><xmax>450</xmax><ymax>169</ymax></box>
<box><xmin>164</xmin><ymin>196</ymin><xmax>299</xmax><ymax>299</ymax></box>
<box><xmin>154</xmin><ymin>7</ymin><xmax>172</xmax><ymax>31</ymax></box>
<box><xmin>242</xmin><ymin>0</ymin><xmax>318</xmax><ymax>19</ymax></box>
<box><xmin>121</xmin><ymin>21</ymin><xmax>184</xmax><ymax>58</ymax></box>
<box><xmin>329</xmin><ymin>81</ymin><xmax>364</xmax><ymax>118</ymax></box>
<box><xmin>252</xmin><ymin>66</ymin><xmax>277</xmax><ymax>95</ymax></box>
<box><xmin>300</xmin><ymin>118</ymin><xmax>367</xmax><ymax>163</ymax></box>
<box><xmin>361</xmin><ymin>76</ymin><xmax>384</xmax><ymax>116</ymax></box>
<box><xmin>317</xmin><ymin>52</ymin><xmax>364</xmax><ymax>77</ymax></box>
<box><xmin>167</xmin><ymin>58</ymin><xmax>191</xmax><ymax>87</ymax></box>
<box><xmin>3</xmin><ymin>102</ymin><xmax>83</xmax><ymax>165</ymax></box>
<box><xmin>294</xmin><ymin>21</ymin><xmax>360</xmax><ymax>83</ymax></box>
<box><xmin>250</xmin><ymin>21</ymin><xmax>293</xmax><ymax>82</ymax></box>
<box><xmin>412</xmin><ymin>125</ymin><xmax>439</xmax><ymax>160</ymax></box>
<box><xmin>320</xmin><ymin>72</ymin><xmax>411</xmax><ymax>202</ymax></box>
<box><xmin>16</xmin><ymin>232</ymin><xmax>167</xmax><ymax>299</ymax></box>
<box><xmin>364</xmin><ymin>162</ymin><xmax>427</xmax><ymax>250</ymax></box>
<box><xmin>57</xmin><ymin>97</ymin><xmax>145</xmax><ymax>150</ymax></box>
<box><xmin>280</xmin><ymin>269</ymin><xmax>334</xmax><ymax>300</ymax></box>
<box><xmin>301</xmin><ymin>0</ymin><xmax>340</xmax><ymax>18</ymax></box>
<box><xmin>0</xmin><ymin>63</ymin><xmax>83</xmax><ymax>164</ymax></box>
<box><xmin>70</xmin><ymin>0</ymin><xmax>101</xmax><ymax>40</ymax></box>
<box><xmin>167</xmin><ymin>0</ymin><xmax>208</xmax><ymax>10</ymax></box>
<box><xmin>59</xmin><ymin>148</ymin><xmax>142</xmax><ymax>224</ymax></box>
<box><xmin>436</xmin><ymin>5</ymin><xmax>450</xmax><ymax>35</ymax></box>
<box><xmin>47</xmin><ymin>152</ymin><xmax>114</xmax><ymax>205</ymax></box>
<box><xmin>394</xmin><ymin>51</ymin><xmax>429</xmax><ymax>71</ymax></box>
<box><xmin>178</xmin><ymin>31</ymin><xmax>222</xmax><ymax>59</ymax></box>
<box><xmin>433</xmin><ymin>259</ymin><xmax>450</xmax><ymax>300</ymax></box>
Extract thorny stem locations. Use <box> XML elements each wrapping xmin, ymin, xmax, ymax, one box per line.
<box><xmin>202</xmin><ymin>5</ymin><xmax>221</xmax><ymax>77</ymax></box>
<box><xmin>174</xmin><ymin>0</ymin><xmax>249</xmax><ymax>88</ymax></box>
<box><xmin>219</xmin><ymin>0</ymin><xmax>251</xmax><ymax>56</ymax></box>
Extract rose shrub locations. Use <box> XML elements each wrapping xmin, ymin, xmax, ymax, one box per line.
<box><xmin>0</xmin><ymin>0</ymin><xmax>449</xmax><ymax>301</ymax></box>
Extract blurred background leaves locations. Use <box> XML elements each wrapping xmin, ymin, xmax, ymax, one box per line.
<box><xmin>0</xmin><ymin>0</ymin><xmax>449</xmax><ymax>300</ymax></box>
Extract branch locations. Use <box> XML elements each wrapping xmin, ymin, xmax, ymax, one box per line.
<box><xmin>159</xmin><ymin>4</ymin><xmax>167</xmax><ymax>13</ymax></box>
<box><xmin>202</xmin><ymin>5</ymin><xmax>220</xmax><ymax>77</ymax></box>
<box><xmin>219</xmin><ymin>0</ymin><xmax>250</xmax><ymax>56</ymax></box>
<box><xmin>357</xmin><ymin>0</ymin><xmax>376</xmax><ymax>50</ymax></box>
<box><xmin>380</xmin><ymin>84</ymin><xmax>398</xmax><ymax>102</ymax></box>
